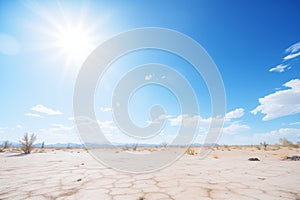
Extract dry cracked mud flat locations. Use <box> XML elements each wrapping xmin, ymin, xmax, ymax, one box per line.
<box><xmin>1</xmin><ymin>147</ymin><xmax>300</xmax><ymax>200</ymax></box>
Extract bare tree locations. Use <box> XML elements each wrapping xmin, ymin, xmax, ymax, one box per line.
<box><xmin>132</xmin><ymin>143</ymin><xmax>138</xmax><ymax>151</ymax></box>
<box><xmin>19</xmin><ymin>133</ymin><xmax>36</xmax><ymax>154</ymax></box>
<box><xmin>0</xmin><ymin>140</ymin><xmax>11</xmax><ymax>152</ymax></box>
<box><xmin>160</xmin><ymin>142</ymin><xmax>167</xmax><ymax>148</ymax></box>
<box><xmin>122</xmin><ymin>144</ymin><xmax>129</xmax><ymax>151</ymax></box>
<box><xmin>279</xmin><ymin>138</ymin><xmax>294</xmax><ymax>147</ymax></box>
<box><xmin>3</xmin><ymin>140</ymin><xmax>11</xmax><ymax>149</ymax></box>
<box><xmin>260</xmin><ymin>141</ymin><xmax>268</xmax><ymax>150</ymax></box>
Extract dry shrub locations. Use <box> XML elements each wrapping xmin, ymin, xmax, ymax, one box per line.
<box><xmin>269</xmin><ymin>145</ymin><xmax>280</xmax><ymax>151</ymax></box>
<box><xmin>0</xmin><ymin>140</ymin><xmax>11</xmax><ymax>152</ymax></box>
<box><xmin>3</xmin><ymin>140</ymin><xmax>11</xmax><ymax>149</ymax></box>
<box><xmin>231</xmin><ymin>145</ymin><xmax>241</xmax><ymax>150</ymax></box>
<box><xmin>186</xmin><ymin>147</ymin><xmax>197</xmax><ymax>155</ymax></box>
<box><xmin>132</xmin><ymin>144</ymin><xmax>138</xmax><ymax>151</ymax></box>
<box><xmin>213</xmin><ymin>154</ymin><xmax>219</xmax><ymax>159</ymax></box>
<box><xmin>279</xmin><ymin>153</ymin><xmax>289</xmax><ymax>159</ymax></box>
<box><xmin>260</xmin><ymin>141</ymin><xmax>269</xmax><ymax>150</ymax></box>
<box><xmin>19</xmin><ymin>133</ymin><xmax>36</xmax><ymax>154</ymax></box>
<box><xmin>279</xmin><ymin>138</ymin><xmax>298</xmax><ymax>148</ymax></box>
<box><xmin>122</xmin><ymin>145</ymin><xmax>129</xmax><ymax>151</ymax></box>
<box><xmin>122</xmin><ymin>144</ymin><xmax>139</xmax><ymax>151</ymax></box>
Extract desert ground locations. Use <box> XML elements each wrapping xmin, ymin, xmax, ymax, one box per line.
<box><xmin>1</xmin><ymin>146</ymin><xmax>300</xmax><ymax>200</ymax></box>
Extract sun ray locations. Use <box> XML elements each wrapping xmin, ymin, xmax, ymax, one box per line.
<box><xmin>54</xmin><ymin>23</ymin><xmax>95</xmax><ymax>65</ymax></box>
<box><xmin>24</xmin><ymin>0</ymin><xmax>102</xmax><ymax>73</ymax></box>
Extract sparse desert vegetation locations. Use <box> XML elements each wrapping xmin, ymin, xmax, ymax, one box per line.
<box><xmin>19</xmin><ymin>133</ymin><xmax>36</xmax><ymax>154</ymax></box>
<box><xmin>260</xmin><ymin>141</ymin><xmax>269</xmax><ymax>150</ymax></box>
<box><xmin>212</xmin><ymin>154</ymin><xmax>219</xmax><ymax>159</ymax></box>
<box><xmin>279</xmin><ymin>137</ymin><xmax>299</xmax><ymax>148</ymax></box>
<box><xmin>1</xmin><ymin>132</ymin><xmax>300</xmax><ymax>200</ymax></box>
<box><xmin>185</xmin><ymin>147</ymin><xmax>197</xmax><ymax>155</ymax></box>
<box><xmin>1</xmin><ymin>145</ymin><xmax>300</xmax><ymax>199</ymax></box>
<box><xmin>0</xmin><ymin>140</ymin><xmax>11</xmax><ymax>152</ymax></box>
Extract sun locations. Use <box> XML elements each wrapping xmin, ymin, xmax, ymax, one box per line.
<box><xmin>26</xmin><ymin>1</ymin><xmax>103</xmax><ymax>70</ymax></box>
<box><xmin>55</xmin><ymin>24</ymin><xmax>95</xmax><ymax>66</ymax></box>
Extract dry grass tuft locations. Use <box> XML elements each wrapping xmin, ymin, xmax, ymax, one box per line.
<box><xmin>279</xmin><ymin>153</ymin><xmax>289</xmax><ymax>159</ymax></box>
<box><xmin>213</xmin><ymin>154</ymin><xmax>219</xmax><ymax>159</ymax></box>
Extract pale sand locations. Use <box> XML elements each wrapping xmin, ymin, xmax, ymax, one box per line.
<box><xmin>1</xmin><ymin>147</ymin><xmax>300</xmax><ymax>200</ymax></box>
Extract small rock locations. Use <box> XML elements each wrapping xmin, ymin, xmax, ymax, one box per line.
<box><xmin>77</xmin><ymin>178</ymin><xmax>82</xmax><ymax>182</ymax></box>
<box><xmin>248</xmin><ymin>157</ymin><xmax>260</xmax><ymax>161</ymax></box>
<box><xmin>284</xmin><ymin>155</ymin><xmax>300</xmax><ymax>161</ymax></box>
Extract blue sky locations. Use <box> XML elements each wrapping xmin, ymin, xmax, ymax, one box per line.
<box><xmin>0</xmin><ymin>0</ymin><xmax>300</xmax><ymax>145</ymax></box>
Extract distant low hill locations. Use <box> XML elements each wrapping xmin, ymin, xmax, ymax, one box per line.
<box><xmin>1</xmin><ymin>141</ymin><xmax>219</xmax><ymax>147</ymax></box>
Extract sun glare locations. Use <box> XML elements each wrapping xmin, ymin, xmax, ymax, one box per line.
<box><xmin>26</xmin><ymin>1</ymin><xmax>106</xmax><ymax>70</ymax></box>
<box><xmin>56</xmin><ymin>25</ymin><xmax>94</xmax><ymax>66</ymax></box>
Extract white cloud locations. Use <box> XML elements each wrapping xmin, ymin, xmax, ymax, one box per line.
<box><xmin>100</xmin><ymin>107</ymin><xmax>112</xmax><ymax>112</ymax></box>
<box><xmin>145</xmin><ymin>74</ymin><xmax>152</xmax><ymax>81</ymax></box>
<box><xmin>269</xmin><ymin>64</ymin><xmax>289</xmax><ymax>73</ymax></box>
<box><xmin>289</xmin><ymin>122</ymin><xmax>300</xmax><ymax>126</ymax></box>
<box><xmin>225</xmin><ymin>108</ymin><xmax>245</xmax><ymax>121</ymax></box>
<box><xmin>285</xmin><ymin>42</ymin><xmax>300</xmax><ymax>54</ymax></box>
<box><xmin>159</xmin><ymin>114</ymin><xmax>172</xmax><ymax>119</ymax></box>
<box><xmin>170</xmin><ymin>108</ymin><xmax>245</xmax><ymax>127</ymax></box>
<box><xmin>147</xmin><ymin>114</ymin><xmax>172</xmax><ymax>125</ymax></box>
<box><xmin>252</xmin><ymin>128</ymin><xmax>300</xmax><ymax>144</ymax></box>
<box><xmin>251</xmin><ymin>79</ymin><xmax>300</xmax><ymax>120</ymax></box>
<box><xmin>0</xmin><ymin>127</ymin><xmax>8</xmax><ymax>134</ymax></box>
<box><xmin>168</xmin><ymin>108</ymin><xmax>248</xmax><ymax>135</ymax></box>
<box><xmin>98</xmin><ymin>120</ymin><xmax>117</xmax><ymax>133</ymax></box>
<box><xmin>51</xmin><ymin>124</ymin><xmax>74</xmax><ymax>132</ymax></box>
<box><xmin>31</xmin><ymin>104</ymin><xmax>62</xmax><ymax>115</ymax></box>
<box><xmin>37</xmin><ymin>124</ymin><xmax>79</xmax><ymax>144</ymax></box>
<box><xmin>221</xmin><ymin>121</ymin><xmax>250</xmax><ymax>135</ymax></box>
<box><xmin>146</xmin><ymin>120</ymin><xmax>158</xmax><ymax>125</ymax></box>
<box><xmin>218</xmin><ymin>127</ymin><xmax>300</xmax><ymax>145</ymax></box>
<box><xmin>269</xmin><ymin>42</ymin><xmax>300</xmax><ymax>73</ymax></box>
<box><xmin>283</xmin><ymin>42</ymin><xmax>300</xmax><ymax>60</ymax></box>
<box><xmin>16</xmin><ymin>125</ymin><xmax>23</xmax><ymax>129</ymax></box>
<box><xmin>169</xmin><ymin>114</ymin><xmax>202</xmax><ymax>127</ymax></box>
<box><xmin>284</xmin><ymin>52</ymin><xmax>300</xmax><ymax>60</ymax></box>
<box><xmin>26</xmin><ymin>113</ymin><xmax>43</xmax><ymax>118</ymax></box>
